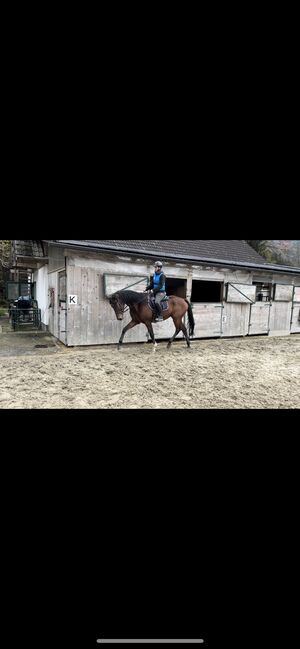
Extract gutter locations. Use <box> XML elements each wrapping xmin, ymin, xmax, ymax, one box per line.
<box><xmin>15</xmin><ymin>255</ymin><xmax>49</xmax><ymax>261</ymax></box>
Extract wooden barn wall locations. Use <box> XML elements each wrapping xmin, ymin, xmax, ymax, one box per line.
<box><xmin>48</xmin><ymin>272</ymin><xmax>58</xmax><ymax>339</ymax></box>
<box><xmin>43</xmin><ymin>248</ymin><xmax>300</xmax><ymax>346</ymax></box>
<box><xmin>65</xmin><ymin>252</ymin><xmax>188</xmax><ymax>346</ymax></box>
<box><xmin>291</xmin><ymin>285</ymin><xmax>300</xmax><ymax>333</ymax></box>
<box><xmin>248</xmin><ymin>303</ymin><xmax>271</xmax><ymax>336</ymax></box>
<box><xmin>64</xmin><ymin>253</ymin><xmax>254</xmax><ymax>345</ymax></box>
<box><xmin>291</xmin><ymin>303</ymin><xmax>300</xmax><ymax>333</ymax></box>
<box><xmin>219</xmin><ymin>270</ymin><xmax>251</xmax><ymax>338</ymax></box>
<box><xmin>269</xmin><ymin>302</ymin><xmax>292</xmax><ymax>336</ymax></box>
<box><xmin>269</xmin><ymin>274</ymin><xmax>296</xmax><ymax>336</ymax></box>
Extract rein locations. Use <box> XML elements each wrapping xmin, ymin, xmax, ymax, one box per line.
<box><xmin>115</xmin><ymin>295</ymin><xmax>130</xmax><ymax>315</ymax></box>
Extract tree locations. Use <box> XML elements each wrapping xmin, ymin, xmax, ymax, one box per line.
<box><xmin>245</xmin><ymin>240</ymin><xmax>269</xmax><ymax>255</ymax></box>
<box><xmin>0</xmin><ymin>240</ymin><xmax>12</xmax><ymax>268</ymax></box>
<box><xmin>246</xmin><ymin>240</ymin><xmax>300</xmax><ymax>266</ymax></box>
<box><xmin>0</xmin><ymin>240</ymin><xmax>12</xmax><ymax>302</ymax></box>
<box><xmin>245</xmin><ymin>240</ymin><xmax>275</xmax><ymax>262</ymax></box>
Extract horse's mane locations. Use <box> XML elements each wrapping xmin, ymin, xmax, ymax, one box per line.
<box><xmin>116</xmin><ymin>290</ymin><xmax>148</xmax><ymax>306</ymax></box>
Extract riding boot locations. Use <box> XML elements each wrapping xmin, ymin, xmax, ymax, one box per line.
<box><xmin>154</xmin><ymin>303</ymin><xmax>163</xmax><ymax>322</ymax></box>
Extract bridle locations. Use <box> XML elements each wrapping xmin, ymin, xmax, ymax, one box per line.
<box><xmin>111</xmin><ymin>294</ymin><xmax>129</xmax><ymax>317</ymax></box>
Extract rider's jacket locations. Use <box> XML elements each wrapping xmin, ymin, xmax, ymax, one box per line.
<box><xmin>147</xmin><ymin>271</ymin><xmax>166</xmax><ymax>295</ymax></box>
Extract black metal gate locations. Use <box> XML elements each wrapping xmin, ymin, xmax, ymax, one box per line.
<box><xmin>10</xmin><ymin>297</ymin><xmax>41</xmax><ymax>331</ymax></box>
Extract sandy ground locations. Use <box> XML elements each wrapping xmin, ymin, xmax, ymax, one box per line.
<box><xmin>0</xmin><ymin>334</ymin><xmax>299</xmax><ymax>409</ymax></box>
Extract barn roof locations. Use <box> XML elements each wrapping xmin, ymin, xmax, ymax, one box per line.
<box><xmin>47</xmin><ymin>240</ymin><xmax>300</xmax><ymax>275</ymax></box>
<box><xmin>13</xmin><ymin>240</ymin><xmax>300</xmax><ymax>275</ymax></box>
<box><xmin>50</xmin><ymin>239</ymin><xmax>265</xmax><ymax>264</ymax></box>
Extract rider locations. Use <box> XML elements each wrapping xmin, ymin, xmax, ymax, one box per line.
<box><xmin>146</xmin><ymin>261</ymin><xmax>166</xmax><ymax>322</ymax></box>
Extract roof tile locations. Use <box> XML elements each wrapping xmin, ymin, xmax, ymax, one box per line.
<box><xmin>53</xmin><ymin>240</ymin><xmax>267</xmax><ymax>265</ymax></box>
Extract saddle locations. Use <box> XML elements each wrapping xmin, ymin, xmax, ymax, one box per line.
<box><xmin>148</xmin><ymin>295</ymin><xmax>169</xmax><ymax>318</ymax></box>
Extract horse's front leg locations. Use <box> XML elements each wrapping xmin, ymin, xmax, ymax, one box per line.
<box><xmin>146</xmin><ymin>323</ymin><xmax>157</xmax><ymax>349</ymax></box>
<box><xmin>118</xmin><ymin>320</ymin><xmax>137</xmax><ymax>350</ymax></box>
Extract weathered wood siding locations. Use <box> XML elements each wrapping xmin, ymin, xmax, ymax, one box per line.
<box><xmin>291</xmin><ymin>286</ymin><xmax>300</xmax><ymax>333</ymax></box>
<box><xmin>248</xmin><ymin>303</ymin><xmax>271</xmax><ymax>335</ymax></box>
<box><xmin>226</xmin><ymin>283</ymin><xmax>256</xmax><ymax>304</ymax></box>
<box><xmin>66</xmin><ymin>255</ymin><xmax>153</xmax><ymax>346</ymax></box>
<box><xmin>293</xmin><ymin>286</ymin><xmax>300</xmax><ymax>301</ymax></box>
<box><xmin>269</xmin><ymin>301</ymin><xmax>293</xmax><ymax>336</ymax></box>
<box><xmin>33</xmin><ymin>265</ymin><xmax>49</xmax><ymax>327</ymax></box>
<box><xmin>103</xmin><ymin>274</ymin><xmax>147</xmax><ymax>296</ymax></box>
<box><xmin>58</xmin><ymin>271</ymin><xmax>67</xmax><ymax>345</ymax></box>
<box><xmin>291</xmin><ymin>303</ymin><xmax>300</xmax><ymax>332</ymax></box>
<box><xmin>221</xmin><ymin>303</ymin><xmax>251</xmax><ymax>337</ymax></box>
<box><xmin>192</xmin><ymin>304</ymin><xmax>223</xmax><ymax>338</ymax></box>
<box><xmin>42</xmin><ymin>246</ymin><xmax>300</xmax><ymax>345</ymax></box>
<box><xmin>66</xmin><ymin>263</ymin><xmax>138</xmax><ymax>346</ymax></box>
<box><xmin>268</xmin><ymin>283</ymin><xmax>294</xmax><ymax>336</ymax></box>
<box><xmin>274</xmin><ymin>284</ymin><xmax>294</xmax><ymax>301</ymax></box>
<box><xmin>48</xmin><ymin>272</ymin><xmax>58</xmax><ymax>339</ymax></box>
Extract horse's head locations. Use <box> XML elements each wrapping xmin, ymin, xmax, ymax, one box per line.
<box><xmin>109</xmin><ymin>292</ymin><xmax>125</xmax><ymax>321</ymax></box>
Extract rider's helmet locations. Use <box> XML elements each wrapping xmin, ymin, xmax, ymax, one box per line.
<box><xmin>154</xmin><ymin>261</ymin><xmax>163</xmax><ymax>268</ymax></box>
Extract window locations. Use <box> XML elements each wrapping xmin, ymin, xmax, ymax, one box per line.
<box><xmin>191</xmin><ymin>280</ymin><xmax>223</xmax><ymax>303</ymax></box>
<box><xmin>165</xmin><ymin>278</ymin><xmax>187</xmax><ymax>298</ymax></box>
<box><xmin>253</xmin><ymin>282</ymin><xmax>272</xmax><ymax>302</ymax></box>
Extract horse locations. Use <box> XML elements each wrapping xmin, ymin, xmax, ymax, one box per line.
<box><xmin>109</xmin><ymin>290</ymin><xmax>195</xmax><ymax>350</ymax></box>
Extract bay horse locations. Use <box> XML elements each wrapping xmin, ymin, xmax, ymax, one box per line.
<box><xmin>109</xmin><ymin>290</ymin><xmax>195</xmax><ymax>350</ymax></box>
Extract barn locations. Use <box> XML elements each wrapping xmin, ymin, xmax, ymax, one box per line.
<box><xmin>11</xmin><ymin>240</ymin><xmax>300</xmax><ymax>346</ymax></box>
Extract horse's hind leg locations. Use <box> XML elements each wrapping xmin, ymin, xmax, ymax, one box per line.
<box><xmin>181</xmin><ymin>323</ymin><xmax>191</xmax><ymax>348</ymax></box>
<box><xmin>167</xmin><ymin>320</ymin><xmax>181</xmax><ymax>349</ymax></box>
<box><xmin>118</xmin><ymin>320</ymin><xmax>137</xmax><ymax>350</ymax></box>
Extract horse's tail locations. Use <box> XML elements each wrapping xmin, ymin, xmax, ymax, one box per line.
<box><xmin>185</xmin><ymin>300</ymin><xmax>195</xmax><ymax>337</ymax></box>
